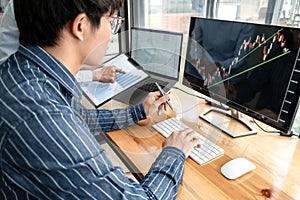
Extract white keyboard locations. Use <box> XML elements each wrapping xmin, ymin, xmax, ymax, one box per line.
<box><xmin>152</xmin><ymin>117</ymin><xmax>224</xmax><ymax>165</ymax></box>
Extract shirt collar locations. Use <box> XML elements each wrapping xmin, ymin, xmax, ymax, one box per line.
<box><xmin>18</xmin><ymin>45</ymin><xmax>82</xmax><ymax>99</ymax></box>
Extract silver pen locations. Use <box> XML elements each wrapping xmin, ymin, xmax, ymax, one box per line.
<box><xmin>155</xmin><ymin>82</ymin><xmax>174</xmax><ymax>111</ymax></box>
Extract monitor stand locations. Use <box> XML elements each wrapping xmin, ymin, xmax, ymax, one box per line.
<box><xmin>199</xmin><ymin>107</ymin><xmax>257</xmax><ymax>138</ymax></box>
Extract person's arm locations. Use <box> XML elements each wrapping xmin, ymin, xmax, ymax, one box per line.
<box><xmin>75</xmin><ymin>66</ymin><xmax>126</xmax><ymax>83</ymax></box>
<box><xmin>0</xmin><ymin>1</ymin><xmax>19</xmax><ymax>65</ymax></box>
<box><xmin>75</xmin><ymin>70</ymin><xmax>93</xmax><ymax>82</ymax></box>
<box><xmin>81</xmin><ymin>91</ymin><xmax>170</xmax><ymax>133</ymax></box>
<box><xmin>92</xmin><ymin>65</ymin><xmax>126</xmax><ymax>83</ymax></box>
<box><xmin>2</xmin><ymin>107</ymin><xmax>193</xmax><ymax>199</ymax></box>
<box><xmin>82</xmin><ymin>104</ymin><xmax>147</xmax><ymax>133</ymax></box>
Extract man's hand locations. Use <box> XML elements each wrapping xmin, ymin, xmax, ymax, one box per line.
<box><xmin>163</xmin><ymin>129</ymin><xmax>201</xmax><ymax>158</ymax></box>
<box><xmin>92</xmin><ymin>66</ymin><xmax>126</xmax><ymax>83</ymax></box>
<box><xmin>142</xmin><ymin>91</ymin><xmax>170</xmax><ymax>117</ymax></box>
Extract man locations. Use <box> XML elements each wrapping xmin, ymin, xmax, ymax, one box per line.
<box><xmin>0</xmin><ymin>0</ymin><xmax>124</xmax><ymax>83</ymax></box>
<box><xmin>0</xmin><ymin>0</ymin><xmax>201</xmax><ymax>199</ymax></box>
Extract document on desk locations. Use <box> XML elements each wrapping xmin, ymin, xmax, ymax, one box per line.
<box><xmin>80</xmin><ymin>53</ymin><xmax>149</xmax><ymax>107</ymax></box>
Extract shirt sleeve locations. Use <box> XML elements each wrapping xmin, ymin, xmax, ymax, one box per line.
<box><xmin>0</xmin><ymin>1</ymin><xmax>20</xmax><ymax>65</ymax></box>
<box><xmin>140</xmin><ymin>146</ymin><xmax>185</xmax><ymax>199</ymax></box>
<box><xmin>81</xmin><ymin>103</ymin><xmax>147</xmax><ymax>133</ymax></box>
<box><xmin>2</xmin><ymin>108</ymin><xmax>185</xmax><ymax>200</ymax></box>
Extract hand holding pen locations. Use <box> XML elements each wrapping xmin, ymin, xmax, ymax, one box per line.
<box><xmin>155</xmin><ymin>82</ymin><xmax>174</xmax><ymax>111</ymax></box>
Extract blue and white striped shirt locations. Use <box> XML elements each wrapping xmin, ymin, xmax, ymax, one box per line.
<box><xmin>0</xmin><ymin>45</ymin><xmax>185</xmax><ymax>200</ymax></box>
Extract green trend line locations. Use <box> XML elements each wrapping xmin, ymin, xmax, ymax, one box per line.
<box><xmin>207</xmin><ymin>50</ymin><xmax>291</xmax><ymax>89</ymax></box>
<box><xmin>233</xmin><ymin>28</ymin><xmax>284</xmax><ymax>66</ymax></box>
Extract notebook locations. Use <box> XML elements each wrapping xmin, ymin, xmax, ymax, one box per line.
<box><xmin>80</xmin><ymin>53</ymin><xmax>149</xmax><ymax>107</ymax></box>
<box><xmin>114</xmin><ymin>27</ymin><xmax>183</xmax><ymax>105</ymax></box>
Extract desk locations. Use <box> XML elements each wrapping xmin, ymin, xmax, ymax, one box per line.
<box><xmin>84</xmin><ymin>86</ymin><xmax>300</xmax><ymax>200</ymax></box>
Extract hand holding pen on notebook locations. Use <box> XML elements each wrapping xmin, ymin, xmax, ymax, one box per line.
<box><xmin>155</xmin><ymin>82</ymin><xmax>174</xmax><ymax>111</ymax></box>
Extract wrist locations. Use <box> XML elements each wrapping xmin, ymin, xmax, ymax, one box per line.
<box><xmin>92</xmin><ymin>71</ymin><xmax>102</xmax><ymax>81</ymax></box>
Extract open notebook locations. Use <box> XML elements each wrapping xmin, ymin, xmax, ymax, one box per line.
<box><xmin>80</xmin><ymin>53</ymin><xmax>149</xmax><ymax>107</ymax></box>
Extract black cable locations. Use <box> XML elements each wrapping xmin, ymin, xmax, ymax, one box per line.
<box><xmin>173</xmin><ymin>87</ymin><xmax>300</xmax><ymax>139</ymax></box>
<box><xmin>173</xmin><ymin>86</ymin><xmax>231</xmax><ymax>110</ymax></box>
<box><xmin>252</xmin><ymin>118</ymin><xmax>300</xmax><ymax>138</ymax></box>
<box><xmin>289</xmin><ymin>131</ymin><xmax>300</xmax><ymax>138</ymax></box>
<box><xmin>251</xmin><ymin>118</ymin><xmax>281</xmax><ymax>134</ymax></box>
<box><xmin>173</xmin><ymin>86</ymin><xmax>206</xmax><ymax>100</ymax></box>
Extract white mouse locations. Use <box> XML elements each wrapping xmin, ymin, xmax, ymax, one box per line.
<box><xmin>221</xmin><ymin>158</ymin><xmax>256</xmax><ymax>180</ymax></box>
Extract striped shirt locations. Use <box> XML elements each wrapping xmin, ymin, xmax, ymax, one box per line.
<box><xmin>0</xmin><ymin>45</ymin><xmax>185</xmax><ymax>200</ymax></box>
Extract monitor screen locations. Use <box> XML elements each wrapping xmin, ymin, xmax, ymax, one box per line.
<box><xmin>130</xmin><ymin>27</ymin><xmax>182</xmax><ymax>79</ymax></box>
<box><xmin>183</xmin><ymin>17</ymin><xmax>300</xmax><ymax>134</ymax></box>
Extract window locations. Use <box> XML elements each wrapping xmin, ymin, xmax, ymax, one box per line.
<box><xmin>130</xmin><ymin>0</ymin><xmax>300</xmax><ymax>34</ymax></box>
<box><xmin>110</xmin><ymin>0</ymin><xmax>300</xmax><ymax>62</ymax></box>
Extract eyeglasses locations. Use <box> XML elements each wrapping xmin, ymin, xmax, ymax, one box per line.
<box><xmin>109</xmin><ymin>16</ymin><xmax>124</xmax><ymax>34</ymax></box>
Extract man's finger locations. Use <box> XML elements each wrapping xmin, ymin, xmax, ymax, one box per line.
<box><xmin>115</xmin><ymin>67</ymin><xmax>126</xmax><ymax>74</ymax></box>
<box><xmin>156</xmin><ymin>94</ymin><xmax>170</xmax><ymax>106</ymax></box>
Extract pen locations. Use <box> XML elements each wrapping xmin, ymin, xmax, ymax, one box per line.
<box><xmin>155</xmin><ymin>82</ymin><xmax>174</xmax><ymax>111</ymax></box>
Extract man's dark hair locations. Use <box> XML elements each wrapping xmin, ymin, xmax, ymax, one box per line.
<box><xmin>14</xmin><ymin>0</ymin><xmax>123</xmax><ymax>46</ymax></box>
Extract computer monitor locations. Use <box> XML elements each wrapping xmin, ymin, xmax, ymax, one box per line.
<box><xmin>183</xmin><ymin>17</ymin><xmax>300</xmax><ymax>137</ymax></box>
<box><xmin>130</xmin><ymin>27</ymin><xmax>182</xmax><ymax>80</ymax></box>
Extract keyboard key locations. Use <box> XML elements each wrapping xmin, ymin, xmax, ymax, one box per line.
<box><xmin>152</xmin><ymin>117</ymin><xmax>224</xmax><ymax>165</ymax></box>
<box><xmin>138</xmin><ymin>79</ymin><xmax>168</xmax><ymax>92</ymax></box>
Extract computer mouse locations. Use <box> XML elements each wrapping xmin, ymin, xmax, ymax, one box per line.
<box><xmin>221</xmin><ymin>158</ymin><xmax>256</xmax><ymax>180</ymax></box>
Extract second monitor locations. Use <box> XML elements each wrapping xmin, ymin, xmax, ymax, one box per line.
<box><xmin>183</xmin><ymin>17</ymin><xmax>300</xmax><ymax>137</ymax></box>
